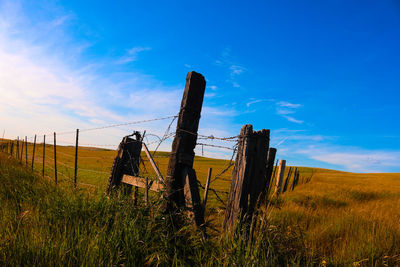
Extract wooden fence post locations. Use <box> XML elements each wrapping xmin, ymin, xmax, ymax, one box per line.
<box><xmin>10</xmin><ymin>141</ymin><xmax>14</xmax><ymax>157</ymax></box>
<box><xmin>25</xmin><ymin>136</ymin><xmax>27</xmax><ymax>166</ymax></box>
<box><xmin>274</xmin><ymin>160</ymin><xmax>286</xmax><ymax>195</ymax></box>
<box><xmin>42</xmin><ymin>135</ymin><xmax>45</xmax><ymax>177</ymax></box>
<box><xmin>223</xmin><ymin>124</ymin><xmax>270</xmax><ymax>232</ymax></box>
<box><xmin>282</xmin><ymin>167</ymin><xmax>292</xmax><ymax>193</ymax></box>
<box><xmin>291</xmin><ymin>168</ymin><xmax>297</xmax><ymax>191</ymax></box>
<box><xmin>165</xmin><ymin>71</ymin><xmax>206</xmax><ymax>227</ymax></box>
<box><xmin>107</xmin><ymin>132</ymin><xmax>142</xmax><ymax>198</ymax></box>
<box><xmin>265</xmin><ymin>147</ymin><xmax>276</xmax><ymax>193</ymax></box>
<box><xmin>54</xmin><ymin>132</ymin><xmax>57</xmax><ymax>184</ymax></box>
<box><xmin>74</xmin><ymin>129</ymin><xmax>79</xmax><ymax>189</ymax></box>
<box><xmin>32</xmin><ymin>135</ymin><xmax>36</xmax><ymax>170</ymax></box>
<box><xmin>16</xmin><ymin>137</ymin><xmax>19</xmax><ymax>160</ymax></box>
<box><xmin>20</xmin><ymin>138</ymin><xmax>24</xmax><ymax>162</ymax></box>
<box><xmin>202</xmin><ymin>168</ymin><xmax>212</xmax><ymax>210</ymax></box>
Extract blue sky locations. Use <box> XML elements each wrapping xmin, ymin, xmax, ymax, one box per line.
<box><xmin>0</xmin><ymin>0</ymin><xmax>399</xmax><ymax>172</ymax></box>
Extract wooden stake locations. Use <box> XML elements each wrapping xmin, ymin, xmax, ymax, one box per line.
<box><xmin>20</xmin><ymin>138</ymin><xmax>24</xmax><ymax>162</ymax></box>
<box><xmin>42</xmin><ymin>135</ymin><xmax>45</xmax><ymax>177</ymax></box>
<box><xmin>25</xmin><ymin>136</ymin><xmax>27</xmax><ymax>166</ymax></box>
<box><xmin>32</xmin><ymin>135</ymin><xmax>36</xmax><ymax>170</ymax></box>
<box><xmin>74</xmin><ymin>129</ymin><xmax>79</xmax><ymax>189</ymax></box>
<box><xmin>274</xmin><ymin>160</ymin><xmax>286</xmax><ymax>195</ymax></box>
<box><xmin>265</xmin><ymin>147</ymin><xmax>277</xmax><ymax>193</ymax></box>
<box><xmin>16</xmin><ymin>137</ymin><xmax>19</xmax><ymax>160</ymax></box>
<box><xmin>54</xmin><ymin>132</ymin><xmax>57</xmax><ymax>184</ymax></box>
<box><xmin>202</xmin><ymin>168</ymin><xmax>212</xmax><ymax>211</ymax></box>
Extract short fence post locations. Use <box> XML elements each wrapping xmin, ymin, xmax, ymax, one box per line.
<box><xmin>165</xmin><ymin>71</ymin><xmax>206</xmax><ymax>227</ymax></box>
<box><xmin>282</xmin><ymin>167</ymin><xmax>292</xmax><ymax>193</ymax></box>
<box><xmin>16</xmin><ymin>137</ymin><xmax>19</xmax><ymax>160</ymax></box>
<box><xmin>20</xmin><ymin>138</ymin><xmax>24</xmax><ymax>162</ymax></box>
<box><xmin>202</xmin><ymin>167</ymin><xmax>212</xmax><ymax>211</ymax></box>
<box><xmin>223</xmin><ymin>124</ymin><xmax>270</xmax><ymax>232</ymax></box>
<box><xmin>10</xmin><ymin>141</ymin><xmax>14</xmax><ymax>157</ymax></box>
<box><xmin>32</xmin><ymin>135</ymin><xmax>36</xmax><ymax>170</ymax></box>
<box><xmin>25</xmin><ymin>136</ymin><xmax>27</xmax><ymax>166</ymax></box>
<box><xmin>54</xmin><ymin>132</ymin><xmax>57</xmax><ymax>184</ymax></box>
<box><xmin>291</xmin><ymin>168</ymin><xmax>297</xmax><ymax>191</ymax></box>
<box><xmin>74</xmin><ymin>129</ymin><xmax>79</xmax><ymax>189</ymax></box>
<box><xmin>274</xmin><ymin>160</ymin><xmax>286</xmax><ymax>195</ymax></box>
<box><xmin>42</xmin><ymin>135</ymin><xmax>45</xmax><ymax>177</ymax></box>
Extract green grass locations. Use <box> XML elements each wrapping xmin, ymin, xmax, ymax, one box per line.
<box><xmin>2</xmin><ymin>142</ymin><xmax>400</xmax><ymax>266</ymax></box>
<box><xmin>0</xmin><ymin>152</ymin><xmax>314</xmax><ymax>266</ymax></box>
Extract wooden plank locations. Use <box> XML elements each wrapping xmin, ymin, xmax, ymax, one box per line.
<box><xmin>122</xmin><ymin>175</ymin><xmax>164</xmax><ymax>192</ymax></box>
<box><xmin>142</xmin><ymin>142</ymin><xmax>164</xmax><ymax>182</ymax></box>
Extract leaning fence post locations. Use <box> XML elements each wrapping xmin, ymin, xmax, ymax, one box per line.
<box><xmin>42</xmin><ymin>135</ymin><xmax>45</xmax><ymax>177</ymax></box>
<box><xmin>202</xmin><ymin>168</ymin><xmax>212</xmax><ymax>211</ymax></box>
<box><xmin>74</xmin><ymin>129</ymin><xmax>79</xmax><ymax>189</ymax></box>
<box><xmin>32</xmin><ymin>135</ymin><xmax>36</xmax><ymax>170</ymax></box>
<box><xmin>54</xmin><ymin>132</ymin><xmax>57</xmax><ymax>184</ymax></box>
<box><xmin>223</xmin><ymin>124</ymin><xmax>270</xmax><ymax>232</ymax></box>
<box><xmin>165</xmin><ymin>71</ymin><xmax>206</xmax><ymax>227</ymax></box>
<box><xmin>274</xmin><ymin>160</ymin><xmax>286</xmax><ymax>195</ymax></box>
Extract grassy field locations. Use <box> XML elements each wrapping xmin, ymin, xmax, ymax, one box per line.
<box><xmin>1</xmin><ymin>142</ymin><xmax>400</xmax><ymax>265</ymax></box>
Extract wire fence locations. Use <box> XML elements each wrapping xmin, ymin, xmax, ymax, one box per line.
<box><xmin>0</xmin><ymin>114</ymin><xmax>239</xmax><ymax>207</ymax></box>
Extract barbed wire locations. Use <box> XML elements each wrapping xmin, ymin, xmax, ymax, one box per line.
<box><xmin>57</xmin><ymin>115</ymin><xmax>179</xmax><ymax>136</ymax></box>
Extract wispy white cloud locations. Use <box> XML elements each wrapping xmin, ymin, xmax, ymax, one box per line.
<box><xmin>246</xmin><ymin>99</ymin><xmax>266</xmax><ymax>107</ymax></box>
<box><xmin>277</xmin><ymin>101</ymin><xmax>302</xmax><ymax>108</ymax></box>
<box><xmin>0</xmin><ymin>1</ymin><xmax>236</xmax><ymax>158</ymax></box>
<box><xmin>117</xmin><ymin>46</ymin><xmax>151</xmax><ymax>64</ymax></box>
<box><xmin>275</xmin><ymin>100</ymin><xmax>303</xmax><ymax>124</ymax></box>
<box><xmin>214</xmin><ymin>47</ymin><xmax>246</xmax><ymax>88</ymax></box>
<box><xmin>282</xmin><ymin>115</ymin><xmax>303</xmax><ymax>124</ymax></box>
<box><xmin>296</xmin><ymin>146</ymin><xmax>400</xmax><ymax>173</ymax></box>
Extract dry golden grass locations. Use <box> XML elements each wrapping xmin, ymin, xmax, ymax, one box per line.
<box><xmin>5</xmin><ymin>141</ymin><xmax>400</xmax><ymax>265</ymax></box>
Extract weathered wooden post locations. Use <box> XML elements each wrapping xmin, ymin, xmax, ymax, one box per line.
<box><xmin>283</xmin><ymin>167</ymin><xmax>292</xmax><ymax>193</ymax></box>
<box><xmin>32</xmin><ymin>135</ymin><xmax>36</xmax><ymax>170</ymax></box>
<box><xmin>54</xmin><ymin>132</ymin><xmax>58</xmax><ymax>184</ymax></box>
<box><xmin>20</xmin><ymin>138</ymin><xmax>24</xmax><ymax>162</ymax></box>
<box><xmin>16</xmin><ymin>137</ymin><xmax>19</xmax><ymax>160</ymax></box>
<box><xmin>274</xmin><ymin>160</ymin><xmax>286</xmax><ymax>195</ymax></box>
<box><xmin>165</xmin><ymin>71</ymin><xmax>206</xmax><ymax>227</ymax></box>
<box><xmin>265</xmin><ymin>147</ymin><xmax>276</xmax><ymax>193</ymax></box>
<box><xmin>223</xmin><ymin>124</ymin><xmax>270</xmax><ymax>232</ymax></box>
<box><xmin>107</xmin><ymin>132</ymin><xmax>142</xmax><ymax>196</ymax></box>
<box><xmin>42</xmin><ymin>135</ymin><xmax>45</xmax><ymax>177</ymax></box>
<box><xmin>25</xmin><ymin>136</ymin><xmax>27</xmax><ymax>166</ymax></box>
<box><xmin>290</xmin><ymin>168</ymin><xmax>297</xmax><ymax>191</ymax></box>
<box><xmin>10</xmin><ymin>141</ymin><xmax>14</xmax><ymax>157</ymax></box>
<box><xmin>74</xmin><ymin>129</ymin><xmax>79</xmax><ymax>189</ymax></box>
